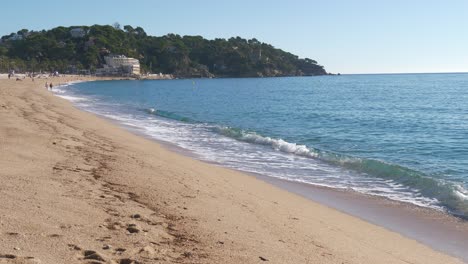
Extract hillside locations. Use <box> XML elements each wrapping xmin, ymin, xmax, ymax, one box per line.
<box><xmin>0</xmin><ymin>24</ymin><xmax>327</xmax><ymax>77</ymax></box>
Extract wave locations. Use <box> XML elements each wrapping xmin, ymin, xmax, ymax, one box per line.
<box><xmin>218</xmin><ymin>126</ymin><xmax>468</xmax><ymax>217</ymax></box>
<box><xmin>145</xmin><ymin>108</ymin><xmax>193</xmax><ymax>122</ymax></box>
<box><xmin>142</xmin><ymin>107</ymin><xmax>468</xmax><ymax>218</ymax></box>
<box><xmin>53</xmin><ymin>81</ymin><xmax>90</xmax><ymax>101</ymax></box>
<box><xmin>213</xmin><ymin>126</ymin><xmax>320</xmax><ymax>158</ymax></box>
<box><xmin>56</xmin><ymin>94</ymin><xmax>89</xmax><ymax>102</ymax></box>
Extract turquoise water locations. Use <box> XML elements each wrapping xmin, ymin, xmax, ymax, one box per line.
<box><xmin>56</xmin><ymin>74</ymin><xmax>468</xmax><ymax>218</ymax></box>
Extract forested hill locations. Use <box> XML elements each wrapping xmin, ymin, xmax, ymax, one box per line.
<box><xmin>0</xmin><ymin>24</ymin><xmax>327</xmax><ymax>77</ymax></box>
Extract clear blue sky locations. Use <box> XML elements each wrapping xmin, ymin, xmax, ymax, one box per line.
<box><xmin>1</xmin><ymin>0</ymin><xmax>467</xmax><ymax>74</ymax></box>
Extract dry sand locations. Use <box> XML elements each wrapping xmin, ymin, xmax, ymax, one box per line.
<box><xmin>0</xmin><ymin>76</ymin><xmax>463</xmax><ymax>264</ymax></box>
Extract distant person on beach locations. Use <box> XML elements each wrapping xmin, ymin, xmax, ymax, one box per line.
<box><xmin>8</xmin><ymin>73</ymin><xmax>10</xmax><ymax>79</ymax></box>
<box><xmin>45</xmin><ymin>82</ymin><xmax>48</xmax><ymax>90</ymax></box>
<box><xmin>49</xmin><ymin>83</ymin><xmax>53</xmax><ymax>89</ymax></box>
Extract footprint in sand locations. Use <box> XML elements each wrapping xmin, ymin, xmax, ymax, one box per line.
<box><xmin>118</xmin><ymin>259</ymin><xmax>140</xmax><ymax>264</ymax></box>
<box><xmin>126</xmin><ymin>224</ymin><xmax>141</xmax><ymax>234</ymax></box>
<box><xmin>82</xmin><ymin>250</ymin><xmax>108</xmax><ymax>262</ymax></box>
<box><xmin>0</xmin><ymin>254</ymin><xmax>41</xmax><ymax>263</ymax></box>
<box><xmin>0</xmin><ymin>254</ymin><xmax>16</xmax><ymax>259</ymax></box>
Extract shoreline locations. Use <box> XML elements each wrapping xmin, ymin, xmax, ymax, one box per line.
<box><xmin>57</xmin><ymin>77</ymin><xmax>468</xmax><ymax>260</ymax></box>
<box><xmin>257</xmin><ymin>175</ymin><xmax>468</xmax><ymax>261</ymax></box>
<box><xmin>95</xmin><ymin>101</ymin><xmax>468</xmax><ymax>261</ymax></box>
<box><xmin>0</xmin><ymin>75</ymin><xmax>464</xmax><ymax>263</ymax></box>
<box><xmin>58</xmin><ymin>78</ymin><xmax>468</xmax><ymax>260</ymax></box>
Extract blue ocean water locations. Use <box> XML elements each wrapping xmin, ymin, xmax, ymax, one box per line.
<box><xmin>56</xmin><ymin>74</ymin><xmax>468</xmax><ymax>218</ymax></box>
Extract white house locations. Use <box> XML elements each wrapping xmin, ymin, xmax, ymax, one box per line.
<box><xmin>9</xmin><ymin>34</ymin><xmax>23</xmax><ymax>41</ymax></box>
<box><xmin>96</xmin><ymin>55</ymin><xmax>140</xmax><ymax>76</ymax></box>
<box><xmin>70</xmin><ymin>28</ymin><xmax>86</xmax><ymax>38</ymax></box>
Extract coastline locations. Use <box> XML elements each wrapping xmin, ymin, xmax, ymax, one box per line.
<box><xmin>105</xmin><ymin>102</ymin><xmax>468</xmax><ymax>261</ymax></box>
<box><xmin>257</xmin><ymin>175</ymin><xmax>468</xmax><ymax>261</ymax></box>
<box><xmin>0</xmin><ymin>76</ymin><xmax>464</xmax><ymax>263</ymax></box>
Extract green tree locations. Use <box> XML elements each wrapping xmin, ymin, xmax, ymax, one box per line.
<box><xmin>0</xmin><ymin>24</ymin><xmax>327</xmax><ymax>76</ymax></box>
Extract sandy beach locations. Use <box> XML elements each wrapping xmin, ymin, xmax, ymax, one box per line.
<box><xmin>0</xmin><ymin>76</ymin><xmax>463</xmax><ymax>263</ymax></box>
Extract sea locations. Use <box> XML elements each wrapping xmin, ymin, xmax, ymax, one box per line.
<box><xmin>54</xmin><ymin>73</ymin><xmax>468</xmax><ymax>219</ymax></box>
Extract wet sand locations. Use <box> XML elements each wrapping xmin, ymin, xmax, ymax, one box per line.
<box><xmin>0</xmin><ymin>75</ymin><xmax>464</xmax><ymax>263</ymax></box>
<box><xmin>121</xmin><ymin>120</ymin><xmax>468</xmax><ymax>262</ymax></box>
<box><xmin>100</xmin><ymin>99</ymin><xmax>468</xmax><ymax>262</ymax></box>
<box><xmin>257</xmin><ymin>175</ymin><xmax>468</xmax><ymax>261</ymax></box>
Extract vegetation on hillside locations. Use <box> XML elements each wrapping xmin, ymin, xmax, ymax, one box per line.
<box><xmin>0</xmin><ymin>24</ymin><xmax>327</xmax><ymax>77</ymax></box>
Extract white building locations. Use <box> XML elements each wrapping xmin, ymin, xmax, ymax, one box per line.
<box><xmin>70</xmin><ymin>28</ymin><xmax>86</xmax><ymax>38</ymax></box>
<box><xmin>9</xmin><ymin>34</ymin><xmax>23</xmax><ymax>41</ymax></box>
<box><xmin>96</xmin><ymin>55</ymin><xmax>140</xmax><ymax>76</ymax></box>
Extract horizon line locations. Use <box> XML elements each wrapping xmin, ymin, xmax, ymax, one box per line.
<box><xmin>337</xmin><ymin>71</ymin><xmax>468</xmax><ymax>75</ymax></box>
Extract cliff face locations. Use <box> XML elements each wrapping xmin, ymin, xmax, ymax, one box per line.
<box><xmin>0</xmin><ymin>25</ymin><xmax>327</xmax><ymax>77</ymax></box>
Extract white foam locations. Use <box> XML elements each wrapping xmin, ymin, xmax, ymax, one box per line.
<box><xmin>454</xmin><ymin>185</ymin><xmax>468</xmax><ymax>200</ymax></box>
<box><xmin>218</xmin><ymin>128</ymin><xmax>320</xmax><ymax>158</ymax></box>
<box><xmin>57</xmin><ymin>95</ymin><xmax>89</xmax><ymax>102</ymax></box>
<box><xmin>51</xmin><ymin>81</ymin><xmax>91</xmax><ymax>103</ymax></box>
<box><xmin>53</xmin><ymin>88</ymin><xmax>67</xmax><ymax>94</ymax></box>
<box><xmin>52</xmin><ymin>92</ymin><xmax>462</xmax><ymax>214</ymax></box>
<box><xmin>133</xmin><ymin>120</ymin><xmax>444</xmax><ymax>210</ymax></box>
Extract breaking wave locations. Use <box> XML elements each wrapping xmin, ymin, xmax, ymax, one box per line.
<box><xmin>146</xmin><ymin>108</ymin><xmax>468</xmax><ymax>218</ymax></box>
